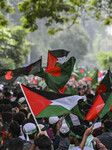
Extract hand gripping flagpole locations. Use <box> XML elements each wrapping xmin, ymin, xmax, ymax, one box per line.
<box><xmin>19</xmin><ymin>84</ymin><xmax>41</xmax><ymax>133</ymax></box>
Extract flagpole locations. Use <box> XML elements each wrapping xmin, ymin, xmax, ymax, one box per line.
<box><xmin>19</xmin><ymin>84</ymin><xmax>41</xmax><ymax>133</ymax></box>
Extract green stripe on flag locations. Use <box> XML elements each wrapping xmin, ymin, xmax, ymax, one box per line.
<box><xmin>98</xmin><ymin>93</ymin><xmax>112</xmax><ymax>119</ymax></box>
<box><xmin>36</xmin><ymin>105</ymin><xmax>70</xmax><ymax>118</ymax></box>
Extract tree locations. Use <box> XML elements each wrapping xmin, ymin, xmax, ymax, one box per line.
<box><xmin>17</xmin><ymin>0</ymin><xmax>112</xmax><ymax>32</ymax></box>
<box><xmin>0</xmin><ymin>0</ymin><xmax>14</xmax><ymax>26</ymax></box>
<box><xmin>0</xmin><ymin>26</ymin><xmax>32</xmax><ymax>69</ymax></box>
<box><xmin>1</xmin><ymin>0</ymin><xmax>112</xmax><ymax>33</ymax></box>
<box><xmin>96</xmin><ymin>52</ymin><xmax>112</xmax><ymax>70</ymax></box>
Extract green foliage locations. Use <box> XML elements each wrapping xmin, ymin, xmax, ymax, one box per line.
<box><xmin>17</xmin><ymin>0</ymin><xmax>112</xmax><ymax>32</ymax></box>
<box><xmin>0</xmin><ymin>26</ymin><xmax>33</xmax><ymax>69</ymax></box>
<box><xmin>1</xmin><ymin>0</ymin><xmax>112</xmax><ymax>33</ymax></box>
<box><xmin>0</xmin><ymin>0</ymin><xmax>15</xmax><ymax>26</ymax></box>
<box><xmin>96</xmin><ymin>52</ymin><xmax>112</xmax><ymax>69</ymax></box>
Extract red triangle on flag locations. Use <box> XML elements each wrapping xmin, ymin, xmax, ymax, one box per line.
<box><xmin>21</xmin><ymin>85</ymin><xmax>52</xmax><ymax>116</ymax></box>
<box><xmin>85</xmin><ymin>94</ymin><xmax>104</xmax><ymax>121</ymax></box>
<box><xmin>47</xmin><ymin>52</ymin><xmax>58</xmax><ymax>69</ymax></box>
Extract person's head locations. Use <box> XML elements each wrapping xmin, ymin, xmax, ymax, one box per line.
<box><xmin>69</xmin><ymin>125</ymin><xmax>87</xmax><ymax>146</ymax></box>
<box><xmin>22</xmin><ymin>122</ymin><xmax>39</xmax><ymax>141</ymax></box>
<box><xmin>13</xmin><ymin>112</ymin><xmax>25</xmax><ymax>125</ymax></box>
<box><xmin>11</xmin><ymin>101</ymin><xmax>20</xmax><ymax>109</ymax></box>
<box><xmin>103</xmin><ymin>118</ymin><xmax>112</xmax><ymax>132</ymax></box>
<box><xmin>60</xmin><ymin>122</ymin><xmax>70</xmax><ymax>138</ymax></box>
<box><xmin>20</xmin><ymin>109</ymin><xmax>28</xmax><ymax>118</ymax></box>
<box><xmin>2</xmin><ymin>104</ymin><xmax>12</xmax><ymax>113</ymax></box>
<box><xmin>3</xmin><ymin>91</ymin><xmax>11</xmax><ymax>100</ymax></box>
<box><xmin>1</xmin><ymin>98</ymin><xmax>11</xmax><ymax>104</ymax></box>
<box><xmin>7</xmin><ymin>138</ymin><xmax>23</xmax><ymax>150</ymax></box>
<box><xmin>7</xmin><ymin>121</ymin><xmax>20</xmax><ymax>139</ymax></box>
<box><xmin>48</xmin><ymin>116</ymin><xmax>59</xmax><ymax>135</ymax></box>
<box><xmin>2</xmin><ymin>112</ymin><xmax>12</xmax><ymax>124</ymax></box>
<box><xmin>34</xmin><ymin>134</ymin><xmax>52</xmax><ymax>150</ymax></box>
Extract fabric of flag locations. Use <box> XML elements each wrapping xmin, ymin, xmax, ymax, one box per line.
<box><xmin>59</xmin><ymin>86</ymin><xmax>78</xmax><ymax>95</ymax></box>
<box><xmin>15</xmin><ymin>76</ymin><xmax>28</xmax><ymax>85</ymax></box>
<box><xmin>72</xmin><ymin>68</ymin><xmax>87</xmax><ymax>81</ymax></box>
<box><xmin>47</xmin><ymin>49</ymin><xmax>70</xmax><ymax>69</ymax></box>
<box><xmin>98</xmin><ymin>93</ymin><xmax>112</xmax><ymax>119</ymax></box>
<box><xmin>20</xmin><ymin>84</ymin><xmax>84</xmax><ymax>119</ymax></box>
<box><xmin>37</xmin><ymin>57</ymin><xmax>76</xmax><ymax>91</ymax></box>
<box><xmin>85</xmin><ymin>93</ymin><xmax>111</xmax><ymax>121</ymax></box>
<box><xmin>0</xmin><ymin>70</ymin><xmax>19</xmax><ymax>83</ymax></box>
<box><xmin>0</xmin><ymin>58</ymin><xmax>42</xmax><ymax>83</ymax></box>
<box><xmin>96</xmin><ymin>69</ymin><xmax>112</xmax><ymax>93</ymax></box>
<box><xmin>17</xmin><ymin>58</ymin><xmax>42</xmax><ymax>76</ymax></box>
<box><xmin>86</xmin><ymin>69</ymin><xmax>98</xmax><ymax>85</ymax></box>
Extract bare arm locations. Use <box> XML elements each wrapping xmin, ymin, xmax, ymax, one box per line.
<box><xmin>79</xmin><ymin>126</ymin><xmax>93</xmax><ymax>149</ymax></box>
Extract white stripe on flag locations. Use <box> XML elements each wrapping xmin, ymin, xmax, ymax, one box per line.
<box><xmin>50</xmin><ymin>95</ymin><xmax>83</xmax><ymax>110</ymax></box>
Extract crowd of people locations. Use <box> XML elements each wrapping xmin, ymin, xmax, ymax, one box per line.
<box><xmin>0</xmin><ymin>74</ymin><xmax>112</xmax><ymax>150</ymax></box>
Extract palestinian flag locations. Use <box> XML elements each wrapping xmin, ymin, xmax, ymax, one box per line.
<box><xmin>86</xmin><ymin>69</ymin><xmax>98</xmax><ymax>84</ymax></box>
<box><xmin>98</xmin><ymin>93</ymin><xmax>112</xmax><ymax>119</ymax></box>
<box><xmin>85</xmin><ymin>92</ymin><xmax>111</xmax><ymax>121</ymax></box>
<box><xmin>20</xmin><ymin>84</ymin><xmax>84</xmax><ymax>119</ymax></box>
<box><xmin>96</xmin><ymin>69</ymin><xmax>112</xmax><ymax>93</ymax></box>
<box><xmin>38</xmin><ymin>57</ymin><xmax>76</xmax><ymax>91</ymax></box>
<box><xmin>47</xmin><ymin>49</ymin><xmax>70</xmax><ymax>69</ymax></box>
<box><xmin>0</xmin><ymin>58</ymin><xmax>42</xmax><ymax>83</ymax></box>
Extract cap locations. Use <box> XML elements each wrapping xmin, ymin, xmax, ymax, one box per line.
<box><xmin>60</xmin><ymin>123</ymin><xmax>69</xmax><ymax>134</ymax></box>
<box><xmin>23</xmin><ymin>123</ymin><xmax>37</xmax><ymax>135</ymax></box>
<box><xmin>49</xmin><ymin>116</ymin><xmax>59</xmax><ymax>124</ymax></box>
<box><xmin>18</xmin><ymin>97</ymin><xmax>25</xmax><ymax>104</ymax></box>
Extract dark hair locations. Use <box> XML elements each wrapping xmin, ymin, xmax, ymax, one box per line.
<box><xmin>3</xmin><ymin>91</ymin><xmax>11</xmax><ymax>98</ymax></box>
<box><xmin>70</xmin><ymin>125</ymin><xmax>87</xmax><ymax>142</ymax></box>
<box><xmin>0</xmin><ymin>104</ymin><xmax>4</xmax><ymax>113</ymax></box>
<box><xmin>104</xmin><ymin>118</ymin><xmax>112</xmax><ymax>132</ymax></box>
<box><xmin>13</xmin><ymin>112</ymin><xmax>25</xmax><ymax>125</ymax></box>
<box><xmin>7</xmin><ymin>138</ymin><xmax>23</xmax><ymax>150</ymax></box>
<box><xmin>20</xmin><ymin>109</ymin><xmax>28</xmax><ymax>118</ymax></box>
<box><xmin>2</xmin><ymin>104</ymin><xmax>12</xmax><ymax>113</ymax></box>
<box><xmin>34</xmin><ymin>134</ymin><xmax>51</xmax><ymax>150</ymax></box>
<box><xmin>1</xmin><ymin>98</ymin><xmax>11</xmax><ymax>104</ymax></box>
<box><xmin>8</xmin><ymin>121</ymin><xmax>20</xmax><ymax>138</ymax></box>
<box><xmin>2</xmin><ymin>112</ymin><xmax>12</xmax><ymax>124</ymax></box>
<box><xmin>11</xmin><ymin>101</ymin><xmax>20</xmax><ymax>108</ymax></box>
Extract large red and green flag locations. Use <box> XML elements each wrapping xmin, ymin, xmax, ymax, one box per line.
<box><xmin>20</xmin><ymin>84</ymin><xmax>84</xmax><ymax>119</ymax></box>
<box><xmin>86</xmin><ymin>69</ymin><xmax>99</xmax><ymax>85</ymax></box>
<box><xmin>85</xmin><ymin>92</ymin><xmax>111</xmax><ymax>121</ymax></box>
<box><xmin>72</xmin><ymin>67</ymin><xmax>87</xmax><ymax>80</ymax></box>
<box><xmin>0</xmin><ymin>58</ymin><xmax>42</xmax><ymax>83</ymax></box>
<box><xmin>37</xmin><ymin>57</ymin><xmax>76</xmax><ymax>91</ymax></box>
<box><xmin>47</xmin><ymin>49</ymin><xmax>70</xmax><ymax>69</ymax></box>
<box><xmin>96</xmin><ymin>69</ymin><xmax>112</xmax><ymax>93</ymax></box>
<box><xmin>59</xmin><ymin>86</ymin><xmax>78</xmax><ymax>95</ymax></box>
<box><xmin>98</xmin><ymin>93</ymin><xmax>112</xmax><ymax>119</ymax></box>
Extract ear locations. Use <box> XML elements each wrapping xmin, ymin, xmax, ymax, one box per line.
<box><xmin>73</xmin><ymin>137</ymin><xmax>79</xmax><ymax>146</ymax></box>
<box><xmin>34</xmin><ymin>132</ymin><xmax>37</xmax><ymax>138</ymax></box>
<box><xmin>51</xmin><ymin>144</ymin><xmax>53</xmax><ymax>150</ymax></box>
<box><xmin>8</xmin><ymin>132</ymin><xmax>12</xmax><ymax>139</ymax></box>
